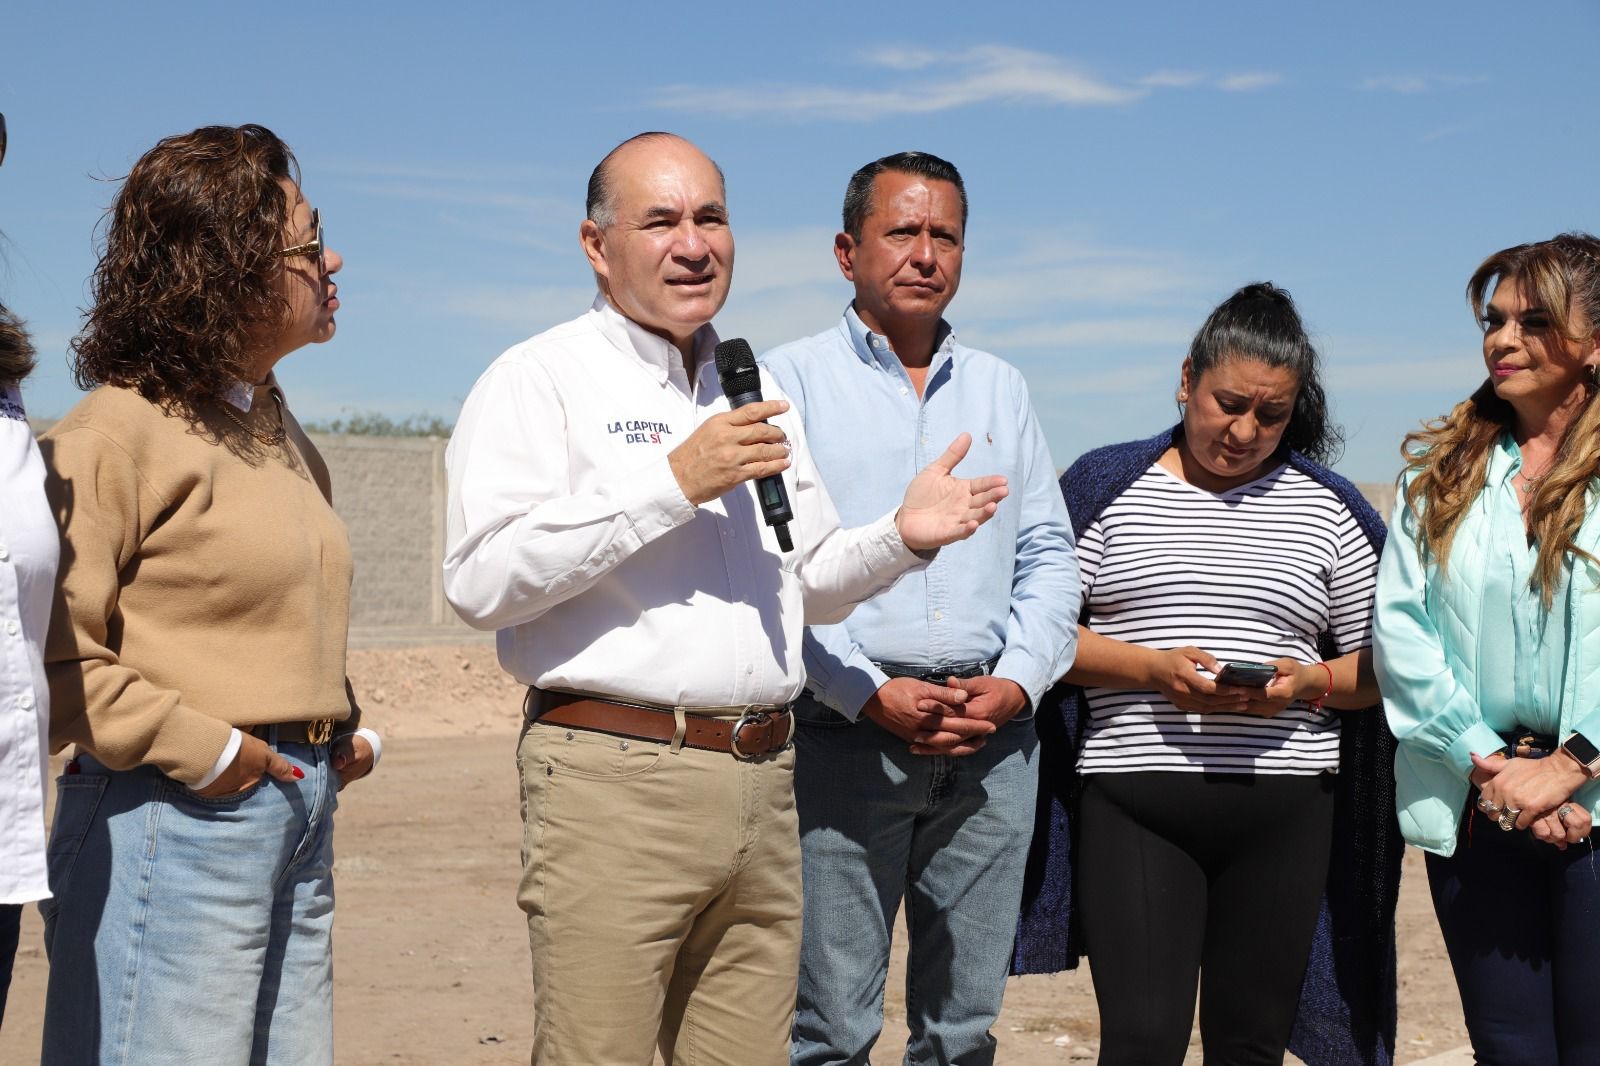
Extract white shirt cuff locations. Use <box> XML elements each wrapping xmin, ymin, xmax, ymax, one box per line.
<box><xmin>355</xmin><ymin>727</ymin><xmax>384</xmax><ymax>770</ymax></box>
<box><xmin>193</xmin><ymin>728</ymin><xmax>243</xmax><ymax>790</ymax></box>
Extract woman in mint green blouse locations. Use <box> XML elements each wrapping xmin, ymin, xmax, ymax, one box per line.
<box><xmin>1374</xmin><ymin>232</ymin><xmax>1600</xmax><ymax>1063</ymax></box>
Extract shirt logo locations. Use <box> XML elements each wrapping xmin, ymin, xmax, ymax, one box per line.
<box><xmin>0</xmin><ymin>386</ymin><xmax>25</xmax><ymax>423</ymax></box>
<box><xmin>607</xmin><ymin>419</ymin><xmax>673</xmax><ymax>445</ymax></box>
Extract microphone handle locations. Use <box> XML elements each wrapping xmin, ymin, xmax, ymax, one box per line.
<box><xmin>722</xmin><ymin>382</ymin><xmax>795</xmax><ymax>552</ymax></box>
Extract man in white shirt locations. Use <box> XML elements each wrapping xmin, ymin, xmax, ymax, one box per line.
<box><xmin>443</xmin><ymin>132</ymin><xmax>1008</xmax><ymax>1065</ymax></box>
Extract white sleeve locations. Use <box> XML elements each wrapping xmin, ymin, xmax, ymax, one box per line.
<box><xmin>442</xmin><ymin>361</ymin><xmax>697</xmax><ymax>631</ymax></box>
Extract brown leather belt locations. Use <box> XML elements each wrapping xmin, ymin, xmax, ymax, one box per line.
<box><xmin>532</xmin><ymin>690</ymin><xmax>794</xmax><ymax>759</ymax></box>
<box><xmin>250</xmin><ymin>718</ymin><xmax>337</xmax><ymax>745</ymax></box>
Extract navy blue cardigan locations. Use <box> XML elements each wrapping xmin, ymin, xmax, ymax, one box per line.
<box><xmin>1011</xmin><ymin>428</ymin><xmax>1401</xmax><ymax>1066</ymax></box>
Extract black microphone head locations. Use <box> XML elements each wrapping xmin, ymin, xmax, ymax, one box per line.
<box><xmin>714</xmin><ymin>338</ymin><xmax>761</xmax><ymax>398</ymax></box>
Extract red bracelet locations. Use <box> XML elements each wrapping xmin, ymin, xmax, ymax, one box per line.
<box><xmin>1309</xmin><ymin>661</ymin><xmax>1334</xmax><ymax>710</ymax></box>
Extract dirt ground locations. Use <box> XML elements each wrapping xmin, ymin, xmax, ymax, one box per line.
<box><xmin>1</xmin><ymin>644</ymin><xmax>1470</xmax><ymax>1064</ymax></box>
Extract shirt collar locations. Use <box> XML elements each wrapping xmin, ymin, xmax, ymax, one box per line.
<box><xmin>590</xmin><ymin>292</ymin><xmax>719</xmax><ymax>387</ymax></box>
<box><xmin>841</xmin><ymin>303</ymin><xmax>956</xmax><ymax>377</ymax></box>
<box><xmin>223</xmin><ymin>372</ymin><xmax>282</xmax><ymax>413</ymax></box>
<box><xmin>1491</xmin><ymin>432</ymin><xmax>1526</xmax><ymax>486</ymax></box>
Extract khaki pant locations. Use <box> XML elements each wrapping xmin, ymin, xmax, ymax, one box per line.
<box><xmin>516</xmin><ymin>716</ymin><xmax>801</xmax><ymax>1065</ymax></box>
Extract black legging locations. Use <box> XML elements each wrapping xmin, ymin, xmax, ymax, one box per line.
<box><xmin>0</xmin><ymin>902</ymin><xmax>20</xmax><ymax>1029</ymax></box>
<box><xmin>1078</xmin><ymin>771</ymin><xmax>1335</xmax><ymax>1066</ymax></box>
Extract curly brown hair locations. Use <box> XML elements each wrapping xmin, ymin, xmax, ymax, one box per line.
<box><xmin>1402</xmin><ymin>232</ymin><xmax>1600</xmax><ymax>606</ymax></box>
<box><xmin>0</xmin><ymin>300</ymin><xmax>37</xmax><ymax>385</ymax></box>
<box><xmin>70</xmin><ymin>124</ymin><xmax>300</xmax><ymax>411</ymax></box>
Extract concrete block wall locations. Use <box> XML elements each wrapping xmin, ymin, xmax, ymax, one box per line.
<box><xmin>311</xmin><ymin>433</ymin><xmax>452</xmax><ymax>629</ymax></box>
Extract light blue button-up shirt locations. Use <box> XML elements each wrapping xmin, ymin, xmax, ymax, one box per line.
<box><xmin>760</xmin><ymin>305</ymin><xmax>1081</xmax><ymax>719</ymax></box>
<box><xmin>1496</xmin><ymin>435</ymin><xmax>1573</xmax><ymax>740</ymax></box>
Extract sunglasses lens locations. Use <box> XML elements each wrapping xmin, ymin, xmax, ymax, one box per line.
<box><xmin>317</xmin><ymin>223</ymin><xmax>326</xmax><ymax>275</ymax></box>
<box><xmin>0</xmin><ymin>114</ymin><xmax>8</xmax><ymax>168</ymax></box>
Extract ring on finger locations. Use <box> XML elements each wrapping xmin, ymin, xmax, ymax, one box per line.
<box><xmin>1498</xmin><ymin>808</ymin><xmax>1518</xmax><ymax>832</ymax></box>
<box><xmin>1559</xmin><ymin>804</ymin><xmax>1576</xmax><ymax>821</ymax></box>
<box><xmin>1478</xmin><ymin>796</ymin><xmax>1500</xmax><ymax>815</ymax></box>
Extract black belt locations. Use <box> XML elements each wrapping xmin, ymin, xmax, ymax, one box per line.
<box><xmin>1499</xmin><ymin>729</ymin><xmax>1557</xmax><ymax>759</ymax></box>
<box><xmin>872</xmin><ymin>657</ymin><xmax>1001</xmax><ymax>686</ymax></box>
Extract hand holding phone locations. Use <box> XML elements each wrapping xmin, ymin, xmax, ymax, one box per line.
<box><xmin>1214</xmin><ymin>661</ymin><xmax>1278</xmax><ymax>688</ymax></box>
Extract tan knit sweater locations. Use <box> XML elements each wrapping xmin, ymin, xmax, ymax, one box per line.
<box><xmin>42</xmin><ymin>380</ymin><xmax>360</xmax><ymax>784</ymax></box>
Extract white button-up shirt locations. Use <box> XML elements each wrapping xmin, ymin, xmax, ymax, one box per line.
<box><xmin>0</xmin><ymin>384</ymin><xmax>60</xmax><ymax>904</ymax></box>
<box><xmin>444</xmin><ymin>296</ymin><xmax>926</xmax><ymax>707</ymax></box>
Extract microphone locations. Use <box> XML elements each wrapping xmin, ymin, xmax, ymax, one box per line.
<box><xmin>713</xmin><ymin>338</ymin><xmax>795</xmax><ymax>552</ymax></box>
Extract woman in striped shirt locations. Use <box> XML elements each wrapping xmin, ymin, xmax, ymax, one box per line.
<box><xmin>1033</xmin><ymin>283</ymin><xmax>1394</xmax><ymax>1065</ymax></box>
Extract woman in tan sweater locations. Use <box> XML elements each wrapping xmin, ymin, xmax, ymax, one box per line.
<box><xmin>37</xmin><ymin>124</ymin><xmax>378</xmax><ymax>1066</ymax></box>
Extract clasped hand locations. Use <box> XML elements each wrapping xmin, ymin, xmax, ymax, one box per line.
<box><xmin>862</xmin><ymin>674</ymin><xmax>1028</xmax><ymax>756</ymax></box>
<box><xmin>1471</xmin><ymin>751</ymin><xmax>1592</xmax><ymax>849</ymax></box>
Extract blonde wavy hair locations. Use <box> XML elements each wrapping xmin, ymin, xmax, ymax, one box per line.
<box><xmin>1401</xmin><ymin>232</ymin><xmax>1600</xmax><ymax>605</ymax></box>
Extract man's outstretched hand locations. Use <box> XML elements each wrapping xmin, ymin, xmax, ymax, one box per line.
<box><xmin>895</xmin><ymin>433</ymin><xmax>1008</xmax><ymax>551</ymax></box>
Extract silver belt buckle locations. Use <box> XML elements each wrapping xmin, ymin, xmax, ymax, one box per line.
<box><xmin>729</xmin><ymin>709</ymin><xmax>769</xmax><ymax>760</ymax></box>
<box><xmin>730</xmin><ymin>708</ymin><xmax>794</xmax><ymax>760</ymax></box>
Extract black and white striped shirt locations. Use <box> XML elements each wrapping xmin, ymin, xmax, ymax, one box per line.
<box><xmin>1078</xmin><ymin>463</ymin><xmax>1378</xmax><ymax>775</ymax></box>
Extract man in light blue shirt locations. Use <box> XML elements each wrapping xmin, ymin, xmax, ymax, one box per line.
<box><xmin>761</xmin><ymin>151</ymin><xmax>1080</xmax><ymax>1065</ymax></box>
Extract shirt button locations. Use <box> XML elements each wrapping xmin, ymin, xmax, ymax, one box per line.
<box><xmin>899</xmin><ymin>386</ymin><xmax>909</xmax><ymax>396</ymax></box>
<box><xmin>4</xmin><ymin>621</ymin><xmax>16</xmax><ymax>636</ymax></box>
<box><xmin>0</xmin><ymin>544</ymin><xmax>9</xmax><ymax>561</ymax></box>
<box><xmin>745</xmin><ymin>664</ymin><xmax>754</xmax><ymax>675</ymax></box>
<box><xmin>934</xmin><ymin>610</ymin><xmax>944</xmax><ymax>621</ymax></box>
<box><xmin>18</xmin><ymin>693</ymin><xmax>34</xmax><ymax>710</ymax></box>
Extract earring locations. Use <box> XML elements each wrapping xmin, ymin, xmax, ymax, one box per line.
<box><xmin>1587</xmin><ymin>364</ymin><xmax>1599</xmax><ymax>389</ymax></box>
<box><xmin>1176</xmin><ymin>391</ymin><xmax>1189</xmax><ymax>404</ymax></box>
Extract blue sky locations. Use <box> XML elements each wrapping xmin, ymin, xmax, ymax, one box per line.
<box><xmin>3</xmin><ymin>0</ymin><xmax>1596</xmax><ymax>481</ymax></box>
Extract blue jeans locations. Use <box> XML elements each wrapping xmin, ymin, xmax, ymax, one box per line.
<box><xmin>791</xmin><ymin>695</ymin><xmax>1038</xmax><ymax>1066</ymax></box>
<box><xmin>39</xmin><ymin>734</ymin><xmax>338</xmax><ymax>1066</ymax></box>
<box><xmin>1426</xmin><ymin>800</ymin><xmax>1600</xmax><ymax>1065</ymax></box>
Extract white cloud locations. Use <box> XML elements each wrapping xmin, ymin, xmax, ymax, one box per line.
<box><xmin>652</xmin><ymin>45</ymin><xmax>1141</xmax><ymax>120</ymax></box>
<box><xmin>859</xmin><ymin>45</ymin><xmax>943</xmax><ymax>71</ymax></box>
<box><xmin>1361</xmin><ymin>73</ymin><xmax>1485</xmax><ymax>94</ymax></box>
<box><xmin>1139</xmin><ymin>70</ymin><xmax>1207</xmax><ymax>89</ymax></box>
<box><xmin>1216</xmin><ymin>72</ymin><xmax>1282</xmax><ymax>92</ymax></box>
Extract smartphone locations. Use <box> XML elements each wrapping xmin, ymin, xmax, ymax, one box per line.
<box><xmin>1215</xmin><ymin>661</ymin><xmax>1277</xmax><ymax>688</ymax></box>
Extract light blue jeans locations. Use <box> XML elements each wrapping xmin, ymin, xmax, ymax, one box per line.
<box><xmin>39</xmin><ymin>733</ymin><xmax>338</xmax><ymax>1066</ymax></box>
<box><xmin>791</xmin><ymin>694</ymin><xmax>1039</xmax><ymax>1066</ymax></box>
